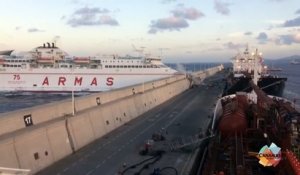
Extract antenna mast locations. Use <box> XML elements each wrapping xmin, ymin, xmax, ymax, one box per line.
<box><xmin>158</xmin><ymin>48</ymin><xmax>169</xmax><ymax>58</ymax></box>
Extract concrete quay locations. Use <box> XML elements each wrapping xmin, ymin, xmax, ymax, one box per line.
<box><xmin>37</xmin><ymin>71</ymin><xmax>225</xmax><ymax>175</ymax></box>
<box><xmin>0</xmin><ymin>65</ymin><xmax>223</xmax><ymax>174</ymax></box>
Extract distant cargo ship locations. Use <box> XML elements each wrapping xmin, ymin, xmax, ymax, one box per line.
<box><xmin>223</xmin><ymin>47</ymin><xmax>287</xmax><ymax>96</ymax></box>
<box><xmin>0</xmin><ymin>43</ymin><xmax>178</xmax><ymax>92</ymax></box>
<box><xmin>290</xmin><ymin>59</ymin><xmax>300</xmax><ymax>65</ymax></box>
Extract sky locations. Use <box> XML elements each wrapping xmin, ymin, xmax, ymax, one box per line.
<box><xmin>0</xmin><ymin>0</ymin><xmax>300</xmax><ymax>62</ymax></box>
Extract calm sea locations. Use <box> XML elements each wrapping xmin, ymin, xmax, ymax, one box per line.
<box><xmin>0</xmin><ymin>63</ymin><xmax>299</xmax><ymax>114</ymax></box>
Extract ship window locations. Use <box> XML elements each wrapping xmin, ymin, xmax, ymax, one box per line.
<box><xmin>143</xmin><ymin>65</ymin><xmax>146</xmax><ymax>68</ymax></box>
<box><xmin>135</xmin><ymin>65</ymin><xmax>138</xmax><ymax>68</ymax></box>
<box><xmin>14</xmin><ymin>65</ymin><xmax>17</xmax><ymax>67</ymax></box>
<box><xmin>18</xmin><ymin>65</ymin><xmax>21</xmax><ymax>67</ymax></box>
<box><xmin>120</xmin><ymin>65</ymin><xmax>124</xmax><ymax>68</ymax></box>
<box><xmin>105</xmin><ymin>65</ymin><xmax>108</xmax><ymax>68</ymax></box>
<box><xmin>113</xmin><ymin>65</ymin><xmax>116</xmax><ymax>68</ymax></box>
<box><xmin>128</xmin><ymin>65</ymin><xmax>131</xmax><ymax>68</ymax></box>
<box><xmin>147</xmin><ymin>65</ymin><xmax>150</xmax><ymax>68</ymax></box>
<box><xmin>116</xmin><ymin>65</ymin><xmax>119</xmax><ymax>68</ymax></box>
<box><xmin>109</xmin><ymin>65</ymin><xmax>112</xmax><ymax>68</ymax></box>
<box><xmin>124</xmin><ymin>65</ymin><xmax>127</xmax><ymax>68</ymax></box>
<box><xmin>139</xmin><ymin>65</ymin><xmax>142</xmax><ymax>68</ymax></box>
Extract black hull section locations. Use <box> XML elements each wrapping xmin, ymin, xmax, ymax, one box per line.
<box><xmin>223</xmin><ymin>76</ymin><xmax>287</xmax><ymax>97</ymax></box>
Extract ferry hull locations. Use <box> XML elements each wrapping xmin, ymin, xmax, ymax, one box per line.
<box><xmin>0</xmin><ymin>71</ymin><xmax>175</xmax><ymax>92</ymax></box>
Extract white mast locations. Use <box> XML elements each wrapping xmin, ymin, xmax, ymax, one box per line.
<box><xmin>253</xmin><ymin>49</ymin><xmax>261</xmax><ymax>85</ymax></box>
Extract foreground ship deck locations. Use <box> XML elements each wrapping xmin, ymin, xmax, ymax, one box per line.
<box><xmin>200</xmin><ymin>81</ymin><xmax>300</xmax><ymax>174</ymax></box>
<box><xmin>199</xmin><ymin>50</ymin><xmax>300</xmax><ymax>175</ymax></box>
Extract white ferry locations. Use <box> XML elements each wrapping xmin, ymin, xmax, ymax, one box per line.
<box><xmin>0</xmin><ymin>43</ymin><xmax>178</xmax><ymax>92</ymax></box>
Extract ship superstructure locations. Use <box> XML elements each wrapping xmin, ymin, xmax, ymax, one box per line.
<box><xmin>0</xmin><ymin>43</ymin><xmax>178</xmax><ymax>92</ymax></box>
<box><xmin>223</xmin><ymin>47</ymin><xmax>287</xmax><ymax>97</ymax></box>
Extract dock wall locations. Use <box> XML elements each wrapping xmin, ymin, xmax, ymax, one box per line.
<box><xmin>0</xmin><ymin>65</ymin><xmax>223</xmax><ymax>174</ymax></box>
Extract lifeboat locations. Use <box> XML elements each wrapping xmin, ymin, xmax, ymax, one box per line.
<box><xmin>37</xmin><ymin>57</ymin><xmax>54</xmax><ymax>63</ymax></box>
<box><xmin>73</xmin><ymin>57</ymin><xmax>90</xmax><ymax>64</ymax></box>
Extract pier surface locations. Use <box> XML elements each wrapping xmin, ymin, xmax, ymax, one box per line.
<box><xmin>36</xmin><ymin>72</ymin><xmax>225</xmax><ymax>175</ymax></box>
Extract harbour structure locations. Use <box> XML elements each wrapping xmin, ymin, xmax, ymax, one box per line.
<box><xmin>0</xmin><ymin>65</ymin><xmax>223</xmax><ymax>174</ymax></box>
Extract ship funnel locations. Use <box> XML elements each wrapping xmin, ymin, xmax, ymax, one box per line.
<box><xmin>52</xmin><ymin>43</ymin><xmax>55</xmax><ymax>48</ymax></box>
<box><xmin>43</xmin><ymin>43</ymin><xmax>46</xmax><ymax>48</ymax></box>
<box><xmin>47</xmin><ymin>42</ymin><xmax>50</xmax><ymax>48</ymax></box>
